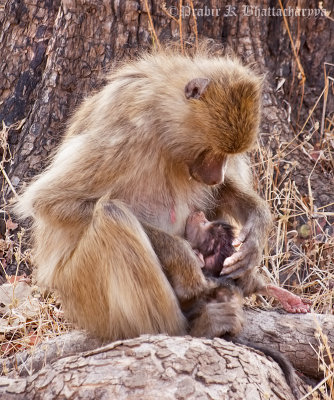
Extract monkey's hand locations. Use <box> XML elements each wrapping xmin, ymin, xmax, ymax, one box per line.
<box><xmin>221</xmin><ymin>221</ymin><xmax>262</xmax><ymax>279</ymax></box>
<box><xmin>183</xmin><ymin>277</ymin><xmax>244</xmax><ymax>338</ymax></box>
<box><xmin>189</xmin><ymin>301</ymin><xmax>244</xmax><ymax>338</ymax></box>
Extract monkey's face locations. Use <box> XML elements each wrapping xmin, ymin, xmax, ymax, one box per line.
<box><xmin>184</xmin><ymin>70</ymin><xmax>262</xmax><ymax>186</ymax></box>
<box><xmin>185</xmin><ymin>211</ymin><xmax>212</xmax><ymax>247</ymax></box>
<box><xmin>188</xmin><ymin>150</ymin><xmax>228</xmax><ymax>186</ymax></box>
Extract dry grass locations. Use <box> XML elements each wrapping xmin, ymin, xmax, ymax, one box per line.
<box><xmin>0</xmin><ymin>2</ymin><xmax>334</xmax><ymax>397</ymax></box>
<box><xmin>249</xmin><ymin>65</ymin><xmax>334</xmax><ymax>398</ymax></box>
<box><xmin>0</xmin><ymin>289</ymin><xmax>70</xmax><ymax>366</ymax></box>
<box><xmin>0</xmin><ymin>121</ymin><xmax>71</xmax><ymax>361</ymax></box>
<box><xmin>251</xmin><ymin>121</ymin><xmax>334</xmax><ymax>313</ymax></box>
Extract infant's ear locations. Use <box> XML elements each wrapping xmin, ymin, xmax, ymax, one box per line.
<box><xmin>184</xmin><ymin>78</ymin><xmax>210</xmax><ymax>99</ymax></box>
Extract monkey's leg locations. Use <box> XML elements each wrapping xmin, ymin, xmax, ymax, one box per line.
<box><xmin>143</xmin><ymin>223</ymin><xmax>208</xmax><ymax>301</ymax></box>
<box><xmin>260</xmin><ymin>285</ymin><xmax>311</xmax><ymax>314</ymax></box>
<box><xmin>54</xmin><ymin>198</ymin><xmax>186</xmax><ymax>340</ymax></box>
<box><xmin>143</xmin><ymin>225</ymin><xmax>245</xmax><ymax>338</ymax></box>
<box><xmin>234</xmin><ymin>269</ymin><xmax>264</xmax><ymax>297</ymax></box>
<box><xmin>236</xmin><ymin>272</ymin><xmax>311</xmax><ymax>313</ymax></box>
<box><xmin>188</xmin><ymin>301</ymin><xmax>244</xmax><ymax>338</ymax></box>
<box><xmin>183</xmin><ymin>283</ymin><xmax>244</xmax><ymax>338</ymax></box>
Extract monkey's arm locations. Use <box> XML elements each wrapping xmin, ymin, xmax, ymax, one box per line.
<box><xmin>215</xmin><ymin>176</ymin><xmax>272</xmax><ymax>279</ymax></box>
<box><xmin>143</xmin><ymin>223</ymin><xmax>246</xmax><ymax>337</ymax></box>
<box><xmin>142</xmin><ymin>223</ymin><xmax>210</xmax><ymax>301</ymax></box>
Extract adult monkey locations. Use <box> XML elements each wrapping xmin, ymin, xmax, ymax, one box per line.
<box><xmin>15</xmin><ymin>47</ymin><xmax>271</xmax><ymax>340</ymax></box>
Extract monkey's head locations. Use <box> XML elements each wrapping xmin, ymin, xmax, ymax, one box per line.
<box><xmin>185</xmin><ymin>211</ymin><xmax>234</xmax><ymax>252</ymax></box>
<box><xmin>185</xmin><ymin>211</ymin><xmax>236</xmax><ymax>277</ymax></box>
<box><xmin>183</xmin><ymin>59</ymin><xmax>263</xmax><ymax>185</ymax></box>
<box><xmin>185</xmin><ymin>211</ymin><xmax>211</xmax><ymax>249</ymax></box>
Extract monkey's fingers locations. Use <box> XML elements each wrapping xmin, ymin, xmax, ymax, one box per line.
<box><xmin>283</xmin><ymin>302</ymin><xmax>310</xmax><ymax>314</ymax></box>
<box><xmin>232</xmin><ymin>238</ymin><xmax>243</xmax><ymax>248</ymax></box>
<box><xmin>190</xmin><ymin>302</ymin><xmax>244</xmax><ymax>338</ymax></box>
<box><xmin>223</xmin><ymin>250</ymin><xmax>245</xmax><ymax>268</ymax></box>
<box><xmin>221</xmin><ymin>247</ymin><xmax>259</xmax><ymax>279</ymax></box>
<box><xmin>233</xmin><ymin>225</ymin><xmax>251</xmax><ymax>246</ymax></box>
<box><xmin>221</xmin><ymin>262</ymin><xmax>252</xmax><ymax>279</ymax></box>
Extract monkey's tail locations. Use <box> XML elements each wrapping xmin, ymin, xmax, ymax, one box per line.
<box><xmin>225</xmin><ymin>337</ymin><xmax>300</xmax><ymax>400</ymax></box>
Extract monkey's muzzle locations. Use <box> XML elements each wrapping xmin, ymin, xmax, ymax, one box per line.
<box><xmin>189</xmin><ymin>151</ymin><xmax>227</xmax><ymax>186</ymax></box>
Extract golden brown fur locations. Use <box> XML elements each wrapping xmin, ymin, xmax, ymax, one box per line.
<box><xmin>15</xmin><ymin>47</ymin><xmax>270</xmax><ymax>340</ymax></box>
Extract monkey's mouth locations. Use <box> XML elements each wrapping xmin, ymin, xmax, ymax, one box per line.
<box><xmin>188</xmin><ymin>151</ymin><xmax>227</xmax><ymax>186</ymax></box>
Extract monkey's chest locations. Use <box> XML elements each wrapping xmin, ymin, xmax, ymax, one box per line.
<box><xmin>134</xmin><ymin>185</ymin><xmax>214</xmax><ymax>236</ymax></box>
<box><xmin>134</xmin><ymin>201</ymin><xmax>190</xmax><ymax>236</ymax></box>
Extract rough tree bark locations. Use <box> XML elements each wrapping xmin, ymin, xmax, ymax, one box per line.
<box><xmin>238</xmin><ymin>310</ymin><xmax>333</xmax><ymax>379</ymax></box>
<box><xmin>1</xmin><ymin>307</ymin><xmax>333</xmax><ymax>399</ymax></box>
<box><xmin>0</xmin><ymin>0</ymin><xmax>333</xmax><ymax>398</ymax></box>
<box><xmin>0</xmin><ymin>332</ymin><xmax>313</xmax><ymax>400</ymax></box>
<box><xmin>2</xmin><ymin>310</ymin><xmax>333</xmax><ymax>380</ymax></box>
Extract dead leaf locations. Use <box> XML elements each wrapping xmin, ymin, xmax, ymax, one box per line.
<box><xmin>5</xmin><ymin>219</ymin><xmax>18</xmax><ymax>232</ymax></box>
<box><xmin>26</xmin><ymin>333</ymin><xmax>40</xmax><ymax>346</ymax></box>
<box><xmin>0</xmin><ymin>281</ymin><xmax>41</xmax><ymax>334</ymax></box>
<box><xmin>7</xmin><ymin>275</ymin><xmax>31</xmax><ymax>284</ymax></box>
<box><xmin>0</xmin><ymin>239</ymin><xmax>6</xmax><ymax>252</ymax></box>
<box><xmin>0</xmin><ymin>342</ymin><xmax>19</xmax><ymax>356</ymax></box>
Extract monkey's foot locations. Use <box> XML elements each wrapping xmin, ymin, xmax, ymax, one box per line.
<box><xmin>189</xmin><ymin>301</ymin><xmax>244</xmax><ymax>338</ymax></box>
<box><xmin>265</xmin><ymin>285</ymin><xmax>311</xmax><ymax>313</ymax></box>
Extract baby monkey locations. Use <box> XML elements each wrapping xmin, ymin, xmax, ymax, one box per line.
<box><xmin>185</xmin><ymin>211</ymin><xmax>311</xmax><ymax>314</ymax></box>
<box><xmin>185</xmin><ymin>211</ymin><xmax>310</xmax><ymax>399</ymax></box>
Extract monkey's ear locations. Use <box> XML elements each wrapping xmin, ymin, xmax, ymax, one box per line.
<box><xmin>185</xmin><ymin>78</ymin><xmax>210</xmax><ymax>100</ymax></box>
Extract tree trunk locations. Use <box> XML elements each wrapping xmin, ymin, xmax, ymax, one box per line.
<box><xmin>2</xmin><ymin>310</ymin><xmax>333</xmax><ymax>381</ymax></box>
<box><xmin>238</xmin><ymin>309</ymin><xmax>334</xmax><ymax>379</ymax></box>
<box><xmin>0</xmin><ymin>331</ymin><xmax>313</xmax><ymax>400</ymax></box>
